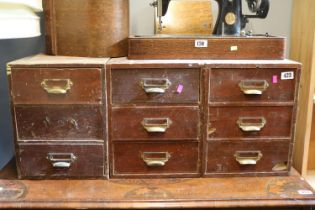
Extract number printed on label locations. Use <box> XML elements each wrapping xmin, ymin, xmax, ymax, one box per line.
<box><xmin>195</xmin><ymin>40</ymin><xmax>208</xmax><ymax>48</ymax></box>
<box><xmin>298</xmin><ymin>190</ymin><xmax>313</xmax><ymax>195</ymax></box>
<box><xmin>281</xmin><ymin>71</ymin><xmax>294</xmax><ymax>80</ymax></box>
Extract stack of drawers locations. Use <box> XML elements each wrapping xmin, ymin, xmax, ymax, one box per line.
<box><xmin>8</xmin><ymin>55</ymin><xmax>108</xmax><ymax>179</ymax></box>
<box><xmin>205</xmin><ymin>64</ymin><xmax>300</xmax><ymax>176</ymax></box>
<box><xmin>108</xmin><ymin>60</ymin><xmax>202</xmax><ymax>178</ymax></box>
<box><xmin>7</xmin><ymin>55</ymin><xmax>301</xmax><ymax>179</ymax></box>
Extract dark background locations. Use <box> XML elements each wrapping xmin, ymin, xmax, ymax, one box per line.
<box><xmin>0</xmin><ymin>13</ymin><xmax>45</xmax><ymax>169</ymax></box>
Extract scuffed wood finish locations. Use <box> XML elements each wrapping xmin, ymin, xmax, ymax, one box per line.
<box><xmin>0</xmin><ymin>160</ymin><xmax>315</xmax><ymax>209</ymax></box>
<box><xmin>109</xmin><ymin>60</ymin><xmax>203</xmax><ymax>178</ymax></box>
<box><xmin>208</xmin><ymin>106</ymin><xmax>293</xmax><ymax>139</ymax></box>
<box><xmin>209</xmin><ymin>68</ymin><xmax>298</xmax><ymax>104</ymax></box>
<box><xmin>10</xmin><ymin>67</ymin><xmax>102</xmax><ymax>105</ymax></box>
<box><xmin>205</xmin><ymin>140</ymin><xmax>291</xmax><ymax>176</ymax></box>
<box><xmin>112</xmin><ymin>106</ymin><xmax>200</xmax><ymax>141</ymax></box>
<box><xmin>44</xmin><ymin>0</ymin><xmax>129</xmax><ymax>57</ymax></box>
<box><xmin>108</xmin><ymin>58</ymin><xmax>301</xmax><ymax>178</ymax></box>
<box><xmin>15</xmin><ymin>105</ymin><xmax>103</xmax><ymax>141</ymax></box>
<box><xmin>128</xmin><ymin>36</ymin><xmax>285</xmax><ymax>60</ymax></box>
<box><xmin>111</xmin><ymin>68</ymin><xmax>200</xmax><ymax>104</ymax></box>
<box><xmin>7</xmin><ymin>56</ymin><xmax>301</xmax><ymax>179</ymax></box>
<box><xmin>112</xmin><ymin>141</ymin><xmax>200</xmax><ymax>177</ymax></box>
<box><xmin>18</xmin><ymin>143</ymin><xmax>105</xmax><ymax>179</ymax></box>
<box><xmin>8</xmin><ymin>55</ymin><xmax>109</xmax><ymax>179</ymax></box>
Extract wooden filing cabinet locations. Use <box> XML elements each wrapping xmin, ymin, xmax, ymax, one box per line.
<box><xmin>108</xmin><ymin>60</ymin><xmax>202</xmax><ymax>178</ymax></box>
<box><xmin>205</xmin><ymin>64</ymin><xmax>300</xmax><ymax>176</ymax></box>
<box><xmin>7</xmin><ymin>55</ymin><xmax>301</xmax><ymax>179</ymax></box>
<box><xmin>7</xmin><ymin>55</ymin><xmax>109</xmax><ymax>179</ymax></box>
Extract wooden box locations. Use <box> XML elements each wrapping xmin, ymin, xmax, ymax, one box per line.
<box><xmin>128</xmin><ymin>35</ymin><xmax>286</xmax><ymax>60</ymax></box>
<box><xmin>43</xmin><ymin>0</ymin><xmax>129</xmax><ymax>58</ymax></box>
<box><xmin>7</xmin><ymin>55</ymin><xmax>109</xmax><ymax>179</ymax></box>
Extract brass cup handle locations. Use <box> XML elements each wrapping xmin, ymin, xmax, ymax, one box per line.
<box><xmin>142</xmin><ymin>152</ymin><xmax>171</xmax><ymax>167</ymax></box>
<box><xmin>142</xmin><ymin>118</ymin><xmax>172</xmax><ymax>133</ymax></box>
<box><xmin>237</xmin><ymin>117</ymin><xmax>266</xmax><ymax>132</ymax></box>
<box><xmin>234</xmin><ymin>151</ymin><xmax>263</xmax><ymax>165</ymax></box>
<box><xmin>140</xmin><ymin>78</ymin><xmax>171</xmax><ymax>93</ymax></box>
<box><xmin>239</xmin><ymin>80</ymin><xmax>269</xmax><ymax>95</ymax></box>
<box><xmin>41</xmin><ymin>79</ymin><xmax>73</xmax><ymax>94</ymax></box>
<box><xmin>47</xmin><ymin>153</ymin><xmax>77</xmax><ymax>168</ymax></box>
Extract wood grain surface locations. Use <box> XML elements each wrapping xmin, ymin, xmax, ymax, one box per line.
<box><xmin>155</xmin><ymin>0</ymin><xmax>213</xmax><ymax>35</ymax></box>
<box><xmin>44</xmin><ymin>0</ymin><xmax>129</xmax><ymax>57</ymax></box>
<box><xmin>128</xmin><ymin>36</ymin><xmax>285</xmax><ymax>60</ymax></box>
<box><xmin>10</xmin><ymin>67</ymin><xmax>102</xmax><ymax>105</ymax></box>
<box><xmin>111</xmin><ymin>106</ymin><xmax>200</xmax><ymax>141</ymax></box>
<box><xmin>0</xmin><ymin>161</ymin><xmax>314</xmax><ymax>209</ymax></box>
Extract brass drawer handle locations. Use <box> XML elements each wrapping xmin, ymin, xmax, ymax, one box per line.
<box><xmin>140</xmin><ymin>78</ymin><xmax>171</xmax><ymax>93</ymax></box>
<box><xmin>234</xmin><ymin>151</ymin><xmax>263</xmax><ymax>165</ymax></box>
<box><xmin>41</xmin><ymin>79</ymin><xmax>73</xmax><ymax>94</ymax></box>
<box><xmin>47</xmin><ymin>153</ymin><xmax>77</xmax><ymax>168</ymax></box>
<box><xmin>237</xmin><ymin>117</ymin><xmax>266</xmax><ymax>132</ymax></box>
<box><xmin>141</xmin><ymin>118</ymin><xmax>172</xmax><ymax>133</ymax></box>
<box><xmin>239</xmin><ymin>80</ymin><xmax>269</xmax><ymax>95</ymax></box>
<box><xmin>141</xmin><ymin>152</ymin><xmax>171</xmax><ymax>167</ymax></box>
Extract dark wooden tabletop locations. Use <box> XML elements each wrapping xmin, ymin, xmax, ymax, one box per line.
<box><xmin>0</xmin><ymin>159</ymin><xmax>314</xmax><ymax>209</ymax></box>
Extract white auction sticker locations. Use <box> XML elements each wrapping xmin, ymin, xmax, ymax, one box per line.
<box><xmin>281</xmin><ymin>71</ymin><xmax>294</xmax><ymax>80</ymax></box>
<box><xmin>298</xmin><ymin>190</ymin><xmax>313</xmax><ymax>195</ymax></box>
<box><xmin>195</xmin><ymin>40</ymin><xmax>208</xmax><ymax>48</ymax></box>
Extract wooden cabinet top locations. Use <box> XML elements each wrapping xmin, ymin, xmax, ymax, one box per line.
<box><xmin>8</xmin><ymin>54</ymin><xmax>109</xmax><ymax>68</ymax></box>
<box><xmin>108</xmin><ymin>57</ymin><xmax>301</xmax><ymax>69</ymax></box>
<box><xmin>0</xmin><ymin>161</ymin><xmax>315</xmax><ymax>209</ymax></box>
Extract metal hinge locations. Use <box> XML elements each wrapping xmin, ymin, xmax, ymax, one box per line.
<box><xmin>6</xmin><ymin>64</ymin><xmax>11</xmax><ymax>76</ymax></box>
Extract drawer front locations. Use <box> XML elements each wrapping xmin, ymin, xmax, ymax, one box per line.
<box><xmin>111</xmin><ymin>68</ymin><xmax>200</xmax><ymax>104</ymax></box>
<box><xmin>205</xmin><ymin>140</ymin><xmax>290</xmax><ymax>175</ymax></box>
<box><xmin>209</xmin><ymin>68</ymin><xmax>297</xmax><ymax>103</ymax></box>
<box><xmin>208</xmin><ymin>106</ymin><xmax>293</xmax><ymax>139</ymax></box>
<box><xmin>11</xmin><ymin>68</ymin><xmax>102</xmax><ymax>104</ymax></box>
<box><xmin>112</xmin><ymin>142</ymin><xmax>199</xmax><ymax>177</ymax></box>
<box><xmin>15</xmin><ymin>106</ymin><xmax>103</xmax><ymax>141</ymax></box>
<box><xmin>112</xmin><ymin>106</ymin><xmax>200</xmax><ymax>141</ymax></box>
<box><xmin>18</xmin><ymin>144</ymin><xmax>105</xmax><ymax>178</ymax></box>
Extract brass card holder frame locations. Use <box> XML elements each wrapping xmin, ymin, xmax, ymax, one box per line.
<box><xmin>142</xmin><ymin>118</ymin><xmax>172</xmax><ymax>133</ymax></box>
<box><xmin>239</xmin><ymin>80</ymin><xmax>269</xmax><ymax>95</ymax></box>
<box><xmin>140</xmin><ymin>78</ymin><xmax>171</xmax><ymax>94</ymax></box>
<box><xmin>141</xmin><ymin>152</ymin><xmax>171</xmax><ymax>167</ymax></box>
<box><xmin>234</xmin><ymin>151</ymin><xmax>263</xmax><ymax>165</ymax></box>
<box><xmin>47</xmin><ymin>153</ymin><xmax>77</xmax><ymax>168</ymax></box>
<box><xmin>41</xmin><ymin>79</ymin><xmax>73</xmax><ymax>94</ymax></box>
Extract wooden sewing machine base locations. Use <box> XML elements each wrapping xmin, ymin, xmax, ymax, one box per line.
<box><xmin>0</xmin><ymin>159</ymin><xmax>314</xmax><ymax>209</ymax></box>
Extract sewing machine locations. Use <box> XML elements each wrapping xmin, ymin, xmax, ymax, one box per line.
<box><xmin>151</xmin><ymin>0</ymin><xmax>270</xmax><ymax>36</ymax></box>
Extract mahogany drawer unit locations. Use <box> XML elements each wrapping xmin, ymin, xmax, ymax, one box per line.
<box><xmin>18</xmin><ymin>143</ymin><xmax>105</xmax><ymax>179</ymax></box>
<box><xmin>7</xmin><ymin>56</ymin><xmax>301</xmax><ymax>179</ymax></box>
<box><xmin>112</xmin><ymin>141</ymin><xmax>200</xmax><ymax>178</ymax></box>
<box><xmin>205</xmin><ymin>61</ymin><xmax>301</xmax><ymax>177</ymax></box>
<box><xmin>7</xmin><ymin>55</ymin><xmax>109</xmax><ymax>179</ymax></box>
<box><xmin>108</xmin><ymin>58</ymin><xmax>203</xmax><ymax>178</ymax></box>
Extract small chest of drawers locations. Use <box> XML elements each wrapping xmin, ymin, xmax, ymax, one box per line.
<box><xmin>8</xmin><ymin>55</ymin><xmax>109</xmax><ymax>179</ymax></box>
<box><xmin>7</xmin><ymin>55</ymin><xmax>301</xmax><ymax>179</ymax></box>
<box><xmin>108</xmin><ymin>61</ymin><xmax>202</xmax><ymax>178</ymax></box>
